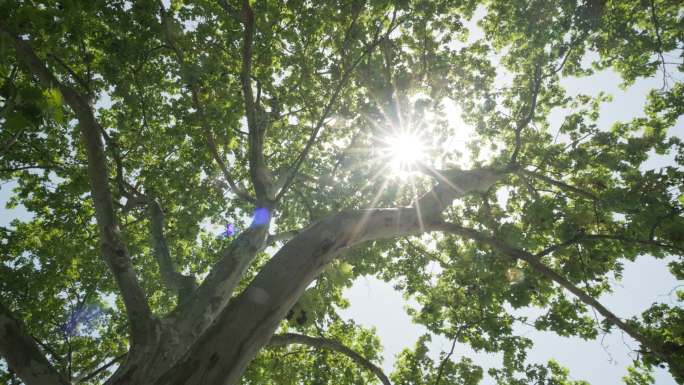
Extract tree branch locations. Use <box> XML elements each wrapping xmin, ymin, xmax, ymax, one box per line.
<box><xmin>235</xmin><ymin>0</ymin><xmax>273</xmax><ymax>203</ymax></box>
<box><xmin>154</xmin><ymin>166</ymin><xmax>508</xmax><ymax>385</ymax></box>
<box><xmin>148</xmin><ymin>199</ymin><xmax>197</xmax><ymax>301</ymax></box>
<box><xmin>159</xmin><ymin>3</ymin><xmax>255</xmax><ymax>204</ymax></box>
<box><xmin>75</xmin><ymin>353</ymin><xmax>126</xmax><ymax>384</ymax></box>
<box><xmin>265</xmin><ymin>230</ymin><xmax>299</xmax><ymax>246</ymax></box>
<box><xmin>432</xmin><ymin>221</ymin><xmax>684</xmax><ymax>379</ymax></box>
<box><xmin>2</xmin><ymin>28</ymin><xmax>156</xmax><ymax>346</ymax></box>
<box><xmin>0</xmin><ymin>302</ymin><xmax>70</xmax><ymax>385</ymax></box>
<box><xmin>536</xmin><ymin>231</ymin><xmax>684</xmax><ymax>258</ymax></box>
<box><xmin>274</xmin><ymin>10</ymin><xmax>402</xmax><ymax>203</ymax></box>
<box><xmin>518</xmin><ymin>168</ymin><xmax>598</xmax><ymax>200</ymax></box>
<box><xmin>268</xmin><ymin>333</ymin><xmax>391</xmax><ymax>385</ymax></box>
<box><xmin>510</xmin><ymin>62</ymin><xmax>542</xmax><ymax>166</ymax></box>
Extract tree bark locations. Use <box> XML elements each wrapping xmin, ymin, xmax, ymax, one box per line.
<box><xmin>0</xmin><ymin>302</ymin><xmax>70</xmax><ymax>385</ymax></box>
<box><xmin>152</xmin><ymin>167</ymin><xmax>504</xmax><ymax>385</ymax></box>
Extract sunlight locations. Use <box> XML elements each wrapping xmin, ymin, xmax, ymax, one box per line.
<box><xmin>385</xmin><ymin>132</ymin><xmax>427</xmax><ymax>179</ymax></box>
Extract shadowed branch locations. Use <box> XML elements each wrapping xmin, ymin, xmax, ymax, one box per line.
<box><xmin>269</xmin><ymin>333</ymin><xmax>391</xmax><ymax>385</ymax></box>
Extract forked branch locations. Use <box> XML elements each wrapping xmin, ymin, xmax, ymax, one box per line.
<box><xmin>274</xmin><ymin>10</ymin><xmax>403</xmax><ymax>203</ymax></box>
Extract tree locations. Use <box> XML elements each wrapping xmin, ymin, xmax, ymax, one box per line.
<box><xmin>0</xmin><ymin>0</ymin><xmax>683</xmax><ymax>384</ymax></box>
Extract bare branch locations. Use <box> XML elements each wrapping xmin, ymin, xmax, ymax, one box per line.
<box><xmin>2</xmin><ymin>28</ymin><xmax>156</xmax><ymax>346</ymax></box>
<box><xmin>268</xmin><ymin>333</ymin><xmax>391</xmax><ymax>385</ymax></box>
<box><xmin>518</xmin><ymin>168</ymin><xmax>598</xmax><ymax>200</ymax></box>
<box><xmin>75</xmin><ymin>353</ymin><xmax>126</xmax><ymax>384</ymax></box>
<box><xmin>0</xmin><ymin>301</ymin><xmax>70</xmax><ymax>385</ymax></box>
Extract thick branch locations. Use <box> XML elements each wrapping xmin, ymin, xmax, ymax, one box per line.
<box><xmin>3</xmin><ymin>29</ymin><xmax>156</xmax><ymax>346</ymax></box>
<box><xmin>268</xmin><ymin>333</ymin><xmax>391</xmax><ymax>385</ymax></box>
<box><xmin>160</xmin><ymin>224</ymin><xmax>269</xmax><ymax>351</ymax></box>
<box><xmin>0</xmin><ymin>302</ymin><xmax>70</xmax><ymax>385</ymax></box>
<box><xmin>415</xmin><ymin>166</ymin><xmax>508</xmax><ymax>218</ymax></box>
<box><xmin>432</xmin><ymin>222</ymin><xmax>684</xmax><ymax>380</ymax></box>
<box><xmin>154</xmin><ymin>166</ymin><xmax>506</xmax><ymax>385</ymax></box>
<box><xmin>148</xmin><ymin>199</ymin><xmax>197</xmax><ymax>301</ymax></box>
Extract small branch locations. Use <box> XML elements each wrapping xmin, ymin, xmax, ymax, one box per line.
<box><xmin>47</xmin><ymin>53</ymin><xmax>91</xmax><ymax>96</ymax></box>
<box><xmin>649</xmin><ymin>0</ymin><xmax>669</xmax><ymax>90</ymax></box>
<box><xmin>75</xmin><ymin>353</ymin><xmax>127</xmax><ymax>383</ymax></box>
<box><xmin>159</xmin><ymin>3</ymin><xmax>255</xmax><ymax>204</ymax></box>
<box><xmin>536</xmin><ymin>230</ymin><xmax>683</xmax><ymax>258</ymax></box>
<box><xmin>265</xmin><ymin>230</ymin><xmax>299</xmax><ymax>246</ymax></box>
<box><xmin>433</xmin><ymin>221</ymin><xmax>684</xmax><ymax>379</ymax></box>
<box><xmin>148</xmin><ymin>199</ymin><xmax>197</xmax><ymax>301</ymax></box>
<box><xmin>216</xmin><ymin>0</ymin><xmax>241</xmax><ymax>21</ymax></box>
<box><xmin>269</xmin><ymin>333</ymin><xmax>391</xmax><ymax>385</ymax></box>
<box><xmin>510</xmin><ymin>62</ymin><xmax>542</xmax><ymax>166</ymax></box>
<box><xmin>434</xmin><ymin>336</ymin><xmax>458</xmax><ymax>385</ymax></box>
<box><xmin>518</xmin><ymin>168</ymin><xmax>598</xmax><ymax>200</ymax></box>
<box><xmin>274</xmin><ymin>10</ymin><xmax>403</xmax><ymax>203</ymax></box>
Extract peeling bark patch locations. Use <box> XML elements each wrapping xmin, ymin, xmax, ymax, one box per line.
<box><xmin>247</xmin><ymin>287</ymin><xmax>270</xmax><ymax>304</ymax></box>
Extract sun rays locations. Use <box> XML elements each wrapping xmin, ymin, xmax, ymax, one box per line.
<box><xmin>340</xmin><ymin>94</ymin><xmax>476</xmax><ymax>237</ymax></box>
<box><xmin>382</xmin><ymin>132</ymin><xmax>428</xmax><ymax>180</ymax></box>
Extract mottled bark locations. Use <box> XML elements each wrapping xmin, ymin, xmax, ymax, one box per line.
<box><xmin>153</xmin><ymin>167</ymin><xmax>504</xmax><ymax>385</ymax></box>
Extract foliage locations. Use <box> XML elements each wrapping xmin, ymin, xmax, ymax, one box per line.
<box><xmin>1</xmin><ymin>0</ymin><xmax>683</xmax><ymax>384</ymax></box>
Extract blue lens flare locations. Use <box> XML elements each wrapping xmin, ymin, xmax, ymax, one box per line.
<box><xmin>251</xmin><ymin>207</ymin><xmax>270</xmax><ymax>227</ymax></box>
